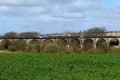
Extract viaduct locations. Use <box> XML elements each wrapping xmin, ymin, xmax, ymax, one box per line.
<box><xmin>0</xmin><ymin>36</ymin><xmax>120</xmax><ymax>48</ymax></box>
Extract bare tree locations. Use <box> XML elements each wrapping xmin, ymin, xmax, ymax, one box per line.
<box><xmin>84</xmin><ymin>27</ymin><xmax>107</xmax><ymax>36</ymax></box>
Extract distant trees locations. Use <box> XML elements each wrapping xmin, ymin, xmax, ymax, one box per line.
<box><xmin>84</xmin><ymin>27</ymin><xmax>107</xmax><ymax>36</ymax></box>
<box><xmin>3</xmin><ymin>32</ymin><xmax>18</xmax><ymax>38</ymax></box>
<box><xmin>1</xmin><ymin>27</ymin><xmax>107</xmax><ymax>39</ymax></box>
<box><xmin>2</xmin><ymin>32</ymin><xmax>40</xmax><ymax>38</ymax></box>
<box><xmin>19</xmin><ymin>32</ymin><xmax>40</xmax><ymax>38</ymax></box>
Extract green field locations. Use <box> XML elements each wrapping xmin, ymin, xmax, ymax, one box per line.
<box><xmin>0</xmin><ymin>53</ymin><xmax>120</xmax><ymax>80</ymax></box>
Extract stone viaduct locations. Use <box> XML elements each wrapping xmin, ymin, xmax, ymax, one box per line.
<box><xmin>0</xmin><ymin>36</ymin><xmax>120</xmax><ymax>48</ymax></box>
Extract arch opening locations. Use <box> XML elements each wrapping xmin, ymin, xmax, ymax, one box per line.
<box><xmin>30</xmin><ymin>39</ymin><xmax>39</xmax><ymax>44</ymax></box>
<box><xmin>42</xmin><ymin>39</ymin><xmax>53</xmax><ymax>47</ymax></box>
<box><xmin>11</xmin><ymin>40</ymin><xmax>27</xmax><ymax>51</ymax></box>
<box><xmin>70</xmin><ymin>39</ymin><xmax>80</xmax><ymax>48</ymax></box>
<box><xmin>96</xmin><ymin>39</ymin><xmax>106</xmax><ymax>48</ymax></box>
<box><xmin>109</xmin><ymin>39</ymin><xmax>119</xmax><ymax>47</ymax></box>
<box><xmin>56</xmin><ymin>39</ymin><xmax>67</xmax><ymax>47</ymax></box>
<box><xmin>2</xmin><ymin>40</ymin><xmax>11</xmax><ymax>49</ymax></box>
<box><xmin>83</xmin><ymin>39</ymin><xmax>94</xmax><ymax>50</ymax></box>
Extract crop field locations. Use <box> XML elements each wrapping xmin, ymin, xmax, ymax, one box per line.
<box><xmin>0</xmin><ymin>53</ymin><xmax>120</xmax><ymax>80</ymax></box>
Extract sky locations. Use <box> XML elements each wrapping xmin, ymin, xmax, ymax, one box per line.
<box><xmin>0</xmin><ymin>0</ymin><xmax>120</xmax><ymax>35</ymax></box>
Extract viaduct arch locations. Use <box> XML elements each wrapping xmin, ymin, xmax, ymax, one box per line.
<box><xmin>109</xmin><ymin>38</ymin><xmax>119</xmax><ymax>47</ymax></box>
<box><xmin>0</xmin><ymin>36</ymin><xmax>120</xmax><ymax>48</ymax></box>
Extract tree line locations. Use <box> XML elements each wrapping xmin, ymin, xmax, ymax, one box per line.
<box><xmin>0</xmin><ymin>32</ymin><xmax>40</xmax><ymax>38</ymax></box>
<box><xmin>0</xmin><ymin>27</ymin><xmax>107</xmax><ymax>38</ymax></box>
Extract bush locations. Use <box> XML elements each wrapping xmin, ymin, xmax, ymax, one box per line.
<box><xmin>74</xmin><ymin>48</ymin><xmax>83</xmax><ymax>54</ymax></box>
<box><xmin>11</xmin><ymin>40</ymin><xmax>27</xmax><ymax>51</ymax></box>
<box><xmin>87</xmin><ymin>48</ymin><xmax>104</xmax><ymax>54</ymax></box>
<box><xmin>64</xmin><ymin>47</ymin><xmax>74</xmax><ymax>54</ymax></box>
<box><xmin>0</xmin><ymin>42</ymin><xmax>5</xmax><ymax>50</ymax></box>
<box><xmin>109</xmin><ymin>47</ymin><xmax>120</xmax><ymax>53</ymax></box>
<box><xmin>27</xmin><ymin>43</ymin><xmax>41</xmax><ymax>53</ymax></box>
<box><xmin>44</xmin><ymin>44</ymin><xmax>60</xmax><ymax>53</ymax></box>
<box><xmin>0</xmin><ymin>40</ymin><xmax>11</xmax><ymax>50</ymax></box>
<box><xmin>8</xmin><ymin>46</ymin><xmax>17</xmax><ymax>52</ymax></box>
<box><xmin>58</xmin><ymin>46</ymin><xmax>66</xmax><ymax>53</ymax></box>
<box><xmin>98</xmin><ymin>42</ymin><xmax>110</xmax><ymax>53</ymax></box>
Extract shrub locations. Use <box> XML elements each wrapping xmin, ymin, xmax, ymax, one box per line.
<box><xmin>27</xmin><ymin>44</ymin><xmax>32</xmax><ymax>52</ymax></box>
<box><xmin>42</xmin><ymin>40</ymin><xmax>53</xmax><ymax>49</ymax></box>
<box><xmin>87</xmin><ymin>48</ymin><xmax>104</xmax><ymax>54</ymax></box>
<box><xmin>74</xmin><ymin>48</ymin><xmax>83</xmax><ymax>54</ymax></box>
<box><xmin>27</xmin><ymin>43</ymin><xmax>41</xmax><ymax>53</ymax></box>
<box><xmin>64</xmin><ymin>47</ymin><xmax>74</xmax><ymax>54</ymax></box>
<box><xmin>11</xmin><ymin>40</ymin><xmax>27</xmax><ymax>51</ymax></box>
<box><xmin>0</xmin><ymin>40</ymin><xmax>11</xmax><ymax>50</ymax></box>
<box><xmin>56</xmin><ymin>39</ymin><xmax>66</xmax><ymax>47</ymax></box>
<box><xmin>109</xmin><ymin>47</ymin><xmax>120</xmax><ymax>53</ymax></box>
<box><xmin>44</xmin><ymin>44</ymin><xmax>60</xmax><ymax>53</ymax></box>
<box><xmin>58</xmin><ymin>46</ymin><xmax>66</xmax><ymax>53</ymax></box>
<box><xmin>8</xmin><ymin>46</ymin><xmax>17</xmax><ymax>52</ymax></box>
<box><xmin>98</xmin><ymin>42</ymin><xmax>110</xmax><ymax>53</ymax></box>
<box><xmin>0</xmin><ymin>42</ymin><xmax>5</xmax><ymax>50</ymax></box>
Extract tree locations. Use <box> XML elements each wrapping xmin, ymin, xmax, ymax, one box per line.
<box><xmin>98</xmin><ymin>42</ymin><xmax>109</xmax><ymax>53</ymax></box>
<box><xmin>84</xmin><ymin>27</ymin><xmax>107</xmax><ymax>36</ymax></box>
<box><xmin>44</xmin><ymin>44</ymin><xmax>60</xmax><ymax>53</ymax></box>
<box><xmin>11</xmin><ymin>40</ymin><xmax>27</xmax><ymax>51</ymax></box>
<box><xmin>27</xmin><ymin>40</ymin><xmax>41</xmax><ymax>53</ymax></box>
<box><xmin>0</xmin><ymin>40</ymin><xmax>11</xmax><ymax>50</ymax></box>
<box><xmin>4</xmin><ymin>32</ymin><xmax>18</xmax><ymax>38</ymax></box>
<box><xmin>18</xmin><ymin>32</ymin><xmax>40</xmax><ymax>38</ymax></box>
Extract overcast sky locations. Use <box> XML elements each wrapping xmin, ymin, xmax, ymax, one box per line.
<box><xmin>0</xmin><ymin>0</ymin><xmax>120</xmax><ymax>34</ymax></box>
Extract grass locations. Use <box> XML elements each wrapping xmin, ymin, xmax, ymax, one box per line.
<box><xmin>0</xmin><ymin>53</ymin><xmax>120</xmax><ymax>80</ymax></box>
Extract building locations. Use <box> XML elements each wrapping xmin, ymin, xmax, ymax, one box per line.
<box><xmin>36</xmin><ymin>31</ymin><xmax>120</xmax><ymax>38</ymax></box>
<box><xmin>104</xmin><ymin>31</ymin><xmax>120</xmax><ymax>36</ymax></box>
<box><xmin>37</xmin><ymin>33</ymin><xmax>71</xmax><ymax>38</ymax></box>
<box><xmin>46</xmin><ymin>33</ymin><xmax>71</xmax><ymax>37</ymax></box>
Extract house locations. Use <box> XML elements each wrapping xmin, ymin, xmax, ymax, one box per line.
<box><xmin>104</xmin><ymin>31</ymin><xmax>120</xmax><ymax>36</ymax></box>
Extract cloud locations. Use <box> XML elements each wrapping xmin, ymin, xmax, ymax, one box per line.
<box><xmin>0</xmin><ymin>6</ymin><xmax>45</xmax><ymax>16</ymax></box>
<box><xmin>73</xmin><ymin>0</ymin><xmax>99</xmax><ymax>8</ymax></box>
<box><xmin>90</xmin><ymin>3</ymin><xmax>120</xmax><ymax>27</ymax></box>
<box><xmin>0</xmin><ymin>0</ymin><xmax>101</xmax><ymax>17</ymax></box>
<box><xmin>0</xmin><ymin>6</ymin><xmax>9</xmax><ymax>12</ymax></box>
<box><xmin>0</xmin><ymin>0</ymin><xmax>120</xmax><ymax>34</ymax></box>
<box><xmin>0</xmin><ymin>0</ymin><xmax>48</xmax><ymax>6</ymax></box>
